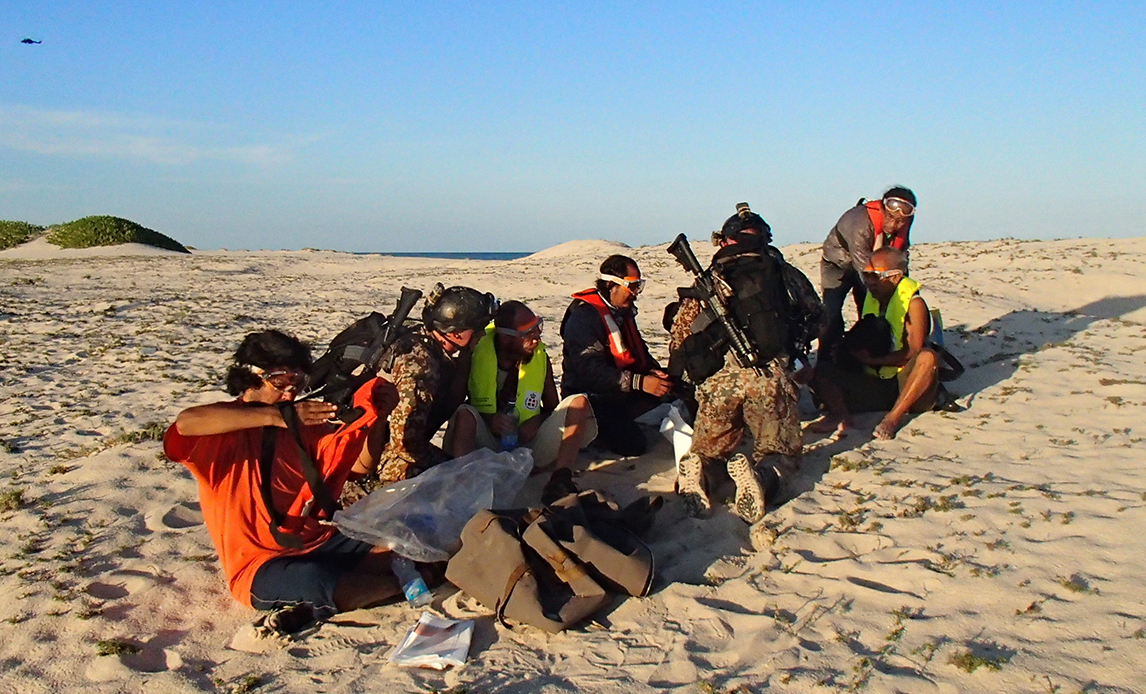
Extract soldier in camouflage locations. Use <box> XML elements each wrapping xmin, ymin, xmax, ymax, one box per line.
<box><xmin>339</xmin><ymin>285</ymin><xmax>496</xmax><ymax>504</ymax></box>
<box><xmin>668</xmin><ymin>204</ymin><xmax>803</xmax><ymax>524</ymax></box>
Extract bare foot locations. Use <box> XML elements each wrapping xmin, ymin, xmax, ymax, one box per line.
<box><xmin>807</xmin><ymin>416</ymin><xmax>851</xmax><ymax>436</ymax></box>
<box><xmin>873</xmin><ymin>416</ymin><xmax>900</xmax><ymax>440</ymax></box>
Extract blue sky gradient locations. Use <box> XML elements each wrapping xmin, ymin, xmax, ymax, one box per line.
<box><xmin>3</xmin><ymin>2</ymin><xmax>1143</xmax><ymax>251</ymax></box>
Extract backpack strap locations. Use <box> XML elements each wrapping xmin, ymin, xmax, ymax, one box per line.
<box><xmin>277</xmin><ymin>402</ymin><xmax>340</xmax><ymax>521</ymax></box>
<box><xmin>256</xmin><ymin>404</ymin><xmax>342</xmax><ymax>550</ymax></box>
<box><xmin>258</xmin><ymin>426</ymin><xmax>305</xmax><ymax>550</ymax></box>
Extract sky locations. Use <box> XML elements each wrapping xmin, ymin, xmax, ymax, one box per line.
<box><xmin>2</xmin><ymin>1</ymin><xmax>1144</xmax><ymax>252</ymax></box>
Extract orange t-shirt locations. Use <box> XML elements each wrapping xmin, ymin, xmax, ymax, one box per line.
<box><xmin>163</xmin><ymin>399</ymin><xmax>375</xmax><ymax>607</ymax></box>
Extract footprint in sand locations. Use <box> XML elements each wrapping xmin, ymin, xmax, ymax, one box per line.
<box><xmin>85</xmin><ymin>567</ymin><xmax>175</xmax><ymax>602</ymax></box>
<box><xmin>84</xmin><ymin>644</ymin><xmax>184</xmax><ymax>681</ymax></box>
<box><xmin>143</xmin><ymin>501</ymin><xmax>203</xmax><ymax>533</ymax></box>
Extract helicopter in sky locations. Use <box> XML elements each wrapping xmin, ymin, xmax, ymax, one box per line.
<box><xmin>21</xmin><ymin>37</ymin><xmax>42</xmax><ymax>44</ymax></box>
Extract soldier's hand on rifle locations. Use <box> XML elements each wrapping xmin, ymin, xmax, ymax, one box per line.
<box><xmin>640</xmin><ymin>372</ymin><xmax>672</xmax><ymax>397</ymax></box>
<box><xmin>292</xmin><ymin>400</ymin><xmax>338</xmax><ymax>426</ymax></box>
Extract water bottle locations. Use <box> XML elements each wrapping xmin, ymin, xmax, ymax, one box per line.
<box><xmin>499</xmin><ymin>400</ymin><xmax>518</xmax><ymax>450</ymax></box>
<box><xmin>391</xmin><ymin>555</ymin><xmax>431</xmax><ymax>607</ymax></box>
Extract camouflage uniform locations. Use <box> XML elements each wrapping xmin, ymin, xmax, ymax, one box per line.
<box><xmin>339</xmin><ymin>328</ymin><xmax>459</xmax><ymax>504</ymax></box>
<box><xmin>670</xmin><ymin>297</ymin><xmax>803</xmax><ymax>519</ymax></box>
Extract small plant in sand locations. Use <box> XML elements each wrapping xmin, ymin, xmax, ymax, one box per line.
<box><xmin>949</xmin><ymin>648</ymin><xmax>1011</xmax><ymax>673</ymax></box>
<box><xmin>95</xmin><ymin>639</ymin><xmax>141</xmax><ymax>656</ymax></box>
<box><xmin>105</xmin><ymin>422</ymin><xmax>167</xmax><ymax>446</ymax></box>
<box><xmin>1015</xmin><ymin>600</ymin><xmax>1043</xmax><ymax>616</ymax></box>
<box><xmin>0</xmin><ymin>438</ymin><xmax>20</xmax><ymax>454</ymax></box>
<box><xmin>1056</xmin><ymin>573</ymin><xmax>1098</xmax><ymax>595</ymax></box>
<box><xmin>0</xmin><ymin>488</ymin><xmax>26</xmax><ymax>512</ymax></box>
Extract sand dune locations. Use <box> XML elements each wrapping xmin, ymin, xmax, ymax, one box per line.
<box><xmin>1</xmin><ymin>236</ymin><xmax>1145</xmax><ymax>692</ymax></box>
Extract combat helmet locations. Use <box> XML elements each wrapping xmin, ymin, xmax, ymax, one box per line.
<box><xmin>714</xmin><ymin>202</ymin><xmax>772</xmax><ymax>247</ymax></box>
<box><xmin>422</xmin><ymin>283</ymin><xmax>498</xmax><ymax>334</ymax></box>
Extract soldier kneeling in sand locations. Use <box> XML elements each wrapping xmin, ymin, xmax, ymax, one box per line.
<box><xmin>443</xmin><ymin>300</ymin><xmax>598</xmax><ymax>503</ymax></box>
<box><xmin>164</xmin><ymin>330</ymin><xmax>409</xmax><ymax>629</ymax></box>
<box><xmin>668</xmin><ymin>205</ymin><xmax>803</xmax><ymax>524</ymax></box>
<box><xmin>811</xmin><ymin>247</ymin><xmax>939</xmax><ymax>440</ymax></box>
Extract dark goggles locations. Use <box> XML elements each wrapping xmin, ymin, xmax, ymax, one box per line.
<box><xmin>496</xmin><ymin>316</ymin><xmax>543</xmax><ymax>340</ymax></box>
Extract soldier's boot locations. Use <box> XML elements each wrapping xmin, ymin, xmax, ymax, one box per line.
<box><xmin>675</xmin><ymin>453</ymin><xmax>710</xmax><ymax>517</ymax></box>
<box><xmin>727</xmin><ymin>453</ymin><xmax>766</xmax><ymax>524</ymax></box>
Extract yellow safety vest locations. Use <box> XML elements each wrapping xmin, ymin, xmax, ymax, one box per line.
<box><xmin>468</xmin><ymin>324</ymin><xmax>548</xmax><ymax>424</ymax></box>
<box><xmin>861</xmin><ymin>276</ymin><xmax>921</xmax><ymax>379</ymax></box>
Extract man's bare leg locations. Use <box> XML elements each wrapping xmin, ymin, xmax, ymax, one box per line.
<box><xmin>874</xmin><ymin>349</ymin><xmax>938</xmax><ymax>440</ymax></box>
<box><xmin>809</xmin><ymin>368</ymin><xmax>854</xmax><ymax>434</ymax></box>
<box><xmin>553</xmin><ymin>394</ymin><xmax>590</xmax><ymax>470</ymax></box>
<box><xmin>448</xmin><ymin>408</ymin><xmax>479</xmax><ymax>458</ymax></box>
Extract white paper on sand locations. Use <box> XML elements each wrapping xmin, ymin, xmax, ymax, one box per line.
<box><xmin>387</xmin><ymin>612</ymin><xmax>473</xmax><ymax>669</ymax></box>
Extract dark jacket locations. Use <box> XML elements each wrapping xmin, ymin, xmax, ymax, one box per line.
<box><xmin>821</xmin><ymin>203</ymin><xmax>878</xmax><ymax>279</ymax></box>
<box><xmin>559</xmin><ymin>295</ymin><xmax>659</xmax><ymax>398</ymax></box>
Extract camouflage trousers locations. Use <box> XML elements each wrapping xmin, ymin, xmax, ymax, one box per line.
<box><xmin>687</xmin><ymin>355</ymin><xmax>802</xmax><ymax>478</ymax></box>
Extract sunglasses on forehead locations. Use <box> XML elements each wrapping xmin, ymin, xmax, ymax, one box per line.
<box><xmin>862</xmin><ymin>267</ymin><xmax>903</xmax><ymax>280</ymax></box>
<box><xmin>599</xmin><ymin>274</ymin><xmax>644</xmax><ymax>295</ymax></box>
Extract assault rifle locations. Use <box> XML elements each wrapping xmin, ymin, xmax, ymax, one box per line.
<box><xmin>667</xmin><ymin>233</ymin><xmax>767</xmax><ymax>376</ymax></box>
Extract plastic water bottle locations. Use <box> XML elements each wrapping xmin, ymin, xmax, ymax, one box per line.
<box><xmin>392</xmin><ymin>555</ymin><xmax>432</xmax><ymax>607</ymax></box>
<box><xmin>499</xmin><ymin>400</ymin><xmax>518</xmax><ymax>450</ymax></box>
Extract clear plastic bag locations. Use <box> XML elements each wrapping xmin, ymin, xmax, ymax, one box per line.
<box><xmin>333</xmin><ymin>447</ymin><xmax>534</xmax><ymax>562</ymax></box>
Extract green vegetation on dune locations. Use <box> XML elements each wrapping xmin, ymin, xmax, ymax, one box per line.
<box><xmin>45</xmin><ymin>215</ymin><xmax>190</xmax><ymax>253</ymax></box>
<box><xmin>0</xmin><ymin>220</ymin><xmax>45</xmax><ymax>250</ymax></box>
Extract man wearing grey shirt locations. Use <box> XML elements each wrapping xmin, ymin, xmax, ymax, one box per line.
<box><xmin>818</xmin><ymin>186</ymin><xmax>917</xmax><ymax>363</ymax></box>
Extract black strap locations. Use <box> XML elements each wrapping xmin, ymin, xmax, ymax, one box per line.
<box><xmin>277</xmin><ymin>403</ymin><xmax>340</xmax><ymax>520</ymax></box>
<box><xmin>256</xmin><ymin>404</ymin><xmax>342</xmax><ymax>550</ymax></box>
<box><xmin>258</xmin><ymin>426</ymin><xmax>304</xmax><ymax>550</ymax></box>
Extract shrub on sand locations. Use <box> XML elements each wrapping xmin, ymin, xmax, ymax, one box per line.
<box><xmin>0</xmin><ymin>220</ymin><xmax>45</xmax><ymax>250</ymax></box>
<box><xmin>46</xmin><ymin>216</ymin><xmax>189</xmax><ymax>253</ymax></box>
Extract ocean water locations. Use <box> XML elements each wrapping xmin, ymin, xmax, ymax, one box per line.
<box><xmin>361</xmin><ymin>251</ymin><xmax>532</xmax><ymax>260</ymax></box>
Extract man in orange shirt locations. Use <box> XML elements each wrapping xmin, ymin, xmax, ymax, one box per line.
<box><xmin>164</xmin><ymin>330</ymin><xmax>403</xmax><ymax>630</ymax></box>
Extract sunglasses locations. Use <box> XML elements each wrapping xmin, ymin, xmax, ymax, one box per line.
<box><xmin>496</xmin><ymin>316</ymin><xmax>543</xmax><ymax>340</ymax></box>
<box><xmin>599</xmin><ymin>274</ymin><xmax>645</xmax><ymax>295</ymax></box>
<box><xmin>883</xmin><ymin>197</ymin><xmax>915</xmax><ymax>217</ymax></box>
<box><xmin>250</xmin><ymin>366</ymin><xmax>308</xmax><ymax>393</ymax></box>
<box><xmin>862</xmin><ymin>268</ymin><xmax>902</xmax><ymax>280</ymax></box>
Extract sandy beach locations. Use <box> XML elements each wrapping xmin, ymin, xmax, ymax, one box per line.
<box><xmin>2</xmin><ymin>236</ymin><xmax>1145</xmax><ymax>693</ymax></box>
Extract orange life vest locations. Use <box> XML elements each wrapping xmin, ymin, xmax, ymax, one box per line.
<box><xmin>571</xmin><ymin>289</ymin><xmax>649</xmax><ymax>372</ymax></box>
<box><xmin>865</xmin><ymin>200</ymin><xmax>909</xmax><ymax>251</ymax></box>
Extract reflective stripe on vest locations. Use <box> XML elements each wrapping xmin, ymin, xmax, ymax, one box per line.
<box><xmin>861</xmin><ymin>276</ymin><xmax>921</xmax><ymax>379</ymax></box>
<box><xmin>865</xmin><ymin>200</ymin><xmax>908</xmax><ymax>251</ymax></box>
<box><xmin>570</xmin><ymin>289</ymin><xmax>647</xmax><ymax>372</ymax></box>
<box><xmin>468</xmin><ymin>323</ymin><xmax>548</xmax><ymax>425</ymax></box>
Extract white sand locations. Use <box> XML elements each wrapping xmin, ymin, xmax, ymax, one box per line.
<box><xmin>1</xmin><ymin>236</ymin><xmax>1145</xmax><ymax>692</ymax></box>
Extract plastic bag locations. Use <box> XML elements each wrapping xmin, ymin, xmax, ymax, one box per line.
<box><xmin>333</xmin><ymin>447</ymin><xmax>533</xmax><ymax>562</ymax></box>
<box><xmin>387</xmin><ymin>612</ymin><xmax>473</xmax><ymax>669</ymax></box>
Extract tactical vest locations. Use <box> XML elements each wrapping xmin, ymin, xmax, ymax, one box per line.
<box><xmin>469</xmin><ymin>324</ymin><xmax>547</xmax><ymax>425</ymax></box>
<box><xmin>861</xmin><ymin>276</ymin><xmax>921</xmax><ymax>379</ymax></box>
<box><xmin>713</xmin><ymin>250</ymin><xmax>789</xmax><ymax>366</ymax></box>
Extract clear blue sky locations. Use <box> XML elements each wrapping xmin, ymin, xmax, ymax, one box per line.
<box><xmin>3</xmin><ymin>2</ymin><xmax>1143</xmax><ymax>252</ymax></box>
